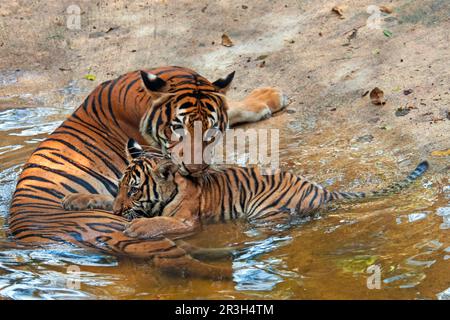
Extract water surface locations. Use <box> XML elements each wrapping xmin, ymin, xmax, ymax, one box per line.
<box><xmin>0</xmin><ymin>89</ymin><xmax>448</xmax><ymax>300</ymax></box>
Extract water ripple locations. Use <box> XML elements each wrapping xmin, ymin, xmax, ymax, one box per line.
<box><xmin>0</xmin><ymin>246</ymin><xmax>119</xmax><ymax>300</ymax></box>
<box><xmin>0</xmin><ymin>107</ymin><xmax>69</xmax><ymax>137</ymax></box>
<box><xmin>0</xmin><ymin>164</ymin><xmax>21</xmax><ymax>218</ymax></box>
<box><xmin>232</xmin><ymin>235</ymin><xmax>296</xmax><ymax>291</ymax></box>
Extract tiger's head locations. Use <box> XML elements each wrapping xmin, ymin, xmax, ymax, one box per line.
<box><xmin>138</xmin><ymin>68</ymin><xmax>234</xmax><ymax>176</ymax></box>
<box><xmin>113</xmin><ymin>139</ymin><xmax>181</xmax><ymax>220</ymax></box>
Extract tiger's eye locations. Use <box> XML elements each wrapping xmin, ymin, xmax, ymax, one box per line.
<box><xmin>172</xmin><ymin>124</ymin><xmax>183</xmax><ymax>131</ymax></box>
<box><xmin>128</xmin><ymin>186</ymin><xmax>139</xmax><ymax>197</ymax></box>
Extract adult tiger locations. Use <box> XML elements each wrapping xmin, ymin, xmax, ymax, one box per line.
<box><xmin>8</xmin><ymin>66</ymin><xmax>287</xmax><ymax>279</ymax></box>
<box><xmin>84</xmin><ymin>139</ymin><xmax>429</xmax><ymax>240</ymax></box>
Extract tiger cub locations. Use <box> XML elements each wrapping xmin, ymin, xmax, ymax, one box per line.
<box><xmin>101</xmin><ymin>139</ymin><xmax>428</xmax><ymax>240</ymax></box>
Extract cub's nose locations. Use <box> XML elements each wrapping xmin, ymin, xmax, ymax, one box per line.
<box><xmin>112</xmin><ymin>201</ymin><xmax>123</xmax><ymax>216</ymax></box>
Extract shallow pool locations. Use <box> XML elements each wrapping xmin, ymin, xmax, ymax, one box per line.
<box><xmin>0</xmin><ymin>97</ymin><xmax>448</xmax><ymax>300</ymax></box>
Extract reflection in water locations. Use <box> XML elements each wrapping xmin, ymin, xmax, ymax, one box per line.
<box><xmin>0</xmin><ymin>247</ymin><xmax>119</xmax><ymax>300</ymax></box>
<box><xmin>437</xmin><ymin>287</ymin><xmax>450</xmax><ymax>300</ymax></box>
<box><xmin>233</xmin><ymin>235</ymin><xmax>297</xmax><ymax>291</ymax></box>
<box><xmin>436</xmin><ymin>207</ymin><xmax>450</xmax><ymax>230</ymax></box>
<box><xmin>0</xmin><ymin>165</ymin><xmax>21</xmax><ymax>217</ymax></box>
<box><xmin>0</xmin><ymin>107</ymin><xmax>68</xmax><ymax>137</ymax></box>
<box><xmin>0</xmin><ymin>98</ymin><xmax>448</xmax><ymax>299</ymax></box>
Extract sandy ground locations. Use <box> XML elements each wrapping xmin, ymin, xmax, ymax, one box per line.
<box><xmin>0</xmin><ymin>0</ymin><xmax>449</xmax><ymax>171</ymax></box>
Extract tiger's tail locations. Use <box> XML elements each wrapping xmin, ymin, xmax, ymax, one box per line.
<box><xmin>327</xmin><ymin>161</ymin><xmax>429</xmax><ymax>202</ymax></box>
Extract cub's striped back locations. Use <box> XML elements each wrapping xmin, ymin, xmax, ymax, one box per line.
<box><xmin>115</xmin><ymin>142</ymin><xmax>429</xmax><ymax>226</ymax></box>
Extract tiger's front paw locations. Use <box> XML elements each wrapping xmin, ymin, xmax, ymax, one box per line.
<box><xmin>124</xmin><ymin>218</ymin><xmax>163</xmax><ymax>239</ymax></box>
<box><xmin>244</xmin><ymin>87</ymin><xmax>289</xmax><ymax>114</ymax></box>
<box><xmin>62</xmin><ymin>194</ymin><xmax>113</xmax><ymax>211</ymax></box>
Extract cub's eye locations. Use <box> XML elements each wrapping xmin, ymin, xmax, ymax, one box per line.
<box><xmin>128</xmin><ymin>186</ymin><xmax>139</xmax><ymax>196</ymax></box>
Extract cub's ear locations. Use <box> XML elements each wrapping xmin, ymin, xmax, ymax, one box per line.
<box><xmin>212</xmin><ymin>71</ymin><xmax>235</xmax><ymax>94</ymax></box>
<box><xmin>126</xmin><ymin>139</ymin><xmax>144</xmax><ymax>161</ymax></box>
<box><xmin>157</xmin><ymin>160</ymin><xmax>179</xmax><ymax>180</ymax></box>
<box><xmin>140</xmin><ymin>71</ymin><xmax>169</xmax><ymax>96</ymax></box>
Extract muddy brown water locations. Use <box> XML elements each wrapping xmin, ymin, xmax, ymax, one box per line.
<box><xmin>0</xmin><ymin>99</ymin><xmax>448</xmax><ymax>299</ymax></box>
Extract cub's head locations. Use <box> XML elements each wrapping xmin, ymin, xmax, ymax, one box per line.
<box><xmin>113</xmin><ymin>139</ymin><xmax>179</xmax><ymax>220</ymax></box>
<box><xmin>139</xmin><ymin>68</ymin><xmax>234</xmax><ymax>175</ymax></box>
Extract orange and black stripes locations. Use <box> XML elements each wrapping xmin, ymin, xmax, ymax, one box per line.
<box><xmin>117</xmin><ymin>156</ymin><xmax>429</xmax><ymax>226</ymax></box>
<box><xmin>8</xmin><ymin>67</ymin><xmax>232</xmax><ymax>266</ymax></box>
<box><xmin>199</xmin><ymin>161</ymin><xmax>429</xmax><ymax>222</ymax></box>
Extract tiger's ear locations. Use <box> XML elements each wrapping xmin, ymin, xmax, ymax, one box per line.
<box><xmin>140</xmin><ymin>71</ymin><xmax>169</xmax><ymax>97</ymax></box>
<box><xmin>212</xmin><ymin>71</ymin><xmax>235</xmax><ymax>94</ymax></box>
<box><xmin>126</xmin><ymin>139</ymin><xmax>144</xmax><ymax>161</ymax></box>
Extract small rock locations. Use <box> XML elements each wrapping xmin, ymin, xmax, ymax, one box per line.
<box><xmin>89</xmin><ymin>31</ymin><xmax>106</xmax><ymax>38</ymax></box>
<box><xmin>403</xmin><ymin>89</ymin><xmax>413</xmax><ymax>95</ymax></box>
<box><xmin>356</xmin><ymin>134</ymin><xmax>374</xmax><ymax>143</ymax></box>
<box><xmin>395</xmin><ymin>108</ymin><xmax>410</xmax><ymax>117</ymax></box>
<box><xmin>347</xmin><ymin>29</ymin><xmax>358</xmax><ymax>41</ymax></box>
<box><xmin>105</xmin><ymin>26</ymin><xmax>120</xmax><ymax>33</ymax></box>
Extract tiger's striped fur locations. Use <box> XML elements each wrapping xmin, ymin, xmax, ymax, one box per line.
<box><xmin>8</xmin><ymin>66</ymin><xmax>287</xmax><ymax>279</ymax></box>
<box><xmin>112</xmin><ymin>141</ymin><xmax>429</xmax><ymax>239</ymax></box>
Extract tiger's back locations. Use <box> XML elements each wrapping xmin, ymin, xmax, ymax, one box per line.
<box><xmin>9</xmin><ymin>66</ymin><xmax>226</xmax><ymax>241</ymax></box>
<box><xmin>7</xmin><ymin>66</ymin><xmax>238</xmax><ymax>279</ymax></box>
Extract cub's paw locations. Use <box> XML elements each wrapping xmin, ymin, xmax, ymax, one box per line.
<box><xmin>124</xmin><ymin>218</ymin><xmax>163</xmax><ymax>239</ymax></box>
<box><xmin>62</xmin><ymin>194</ymin><xmax>113</xmax><ymax>211</ymax></box>
<box><xmin>244</xmin><ymin>87</ymin><xmax>289</xmax><ymax>114</ymax></box>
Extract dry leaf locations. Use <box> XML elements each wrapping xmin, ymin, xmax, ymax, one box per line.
<box><xmin>369</xmin><ymin>87</ymin><xmax>386</xmax><ymax>105</ymax></box>
<box><xmin>332</xmin><ymin>6</ymin><xmax>345</xmax><ymax>19</ymax></box>
<box><xmin>431</xmin><ymin>149</ymin><xmax>450</xmax><ymax>157</ymax></box>
<box><xmin>221</xmin><ymin>34</ymin><xmax>234</xmax><ymax>47</ymax></box>
<box><xmin>379</xmin><ymin>5</ymin><xmax>393</xmax><ymax>14</ymax></box>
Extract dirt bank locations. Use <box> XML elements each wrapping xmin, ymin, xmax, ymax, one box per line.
<box><xmin>0</xmin><ymin>0</ymin><xmax>449</xmax><ymax>172</ymax></box>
